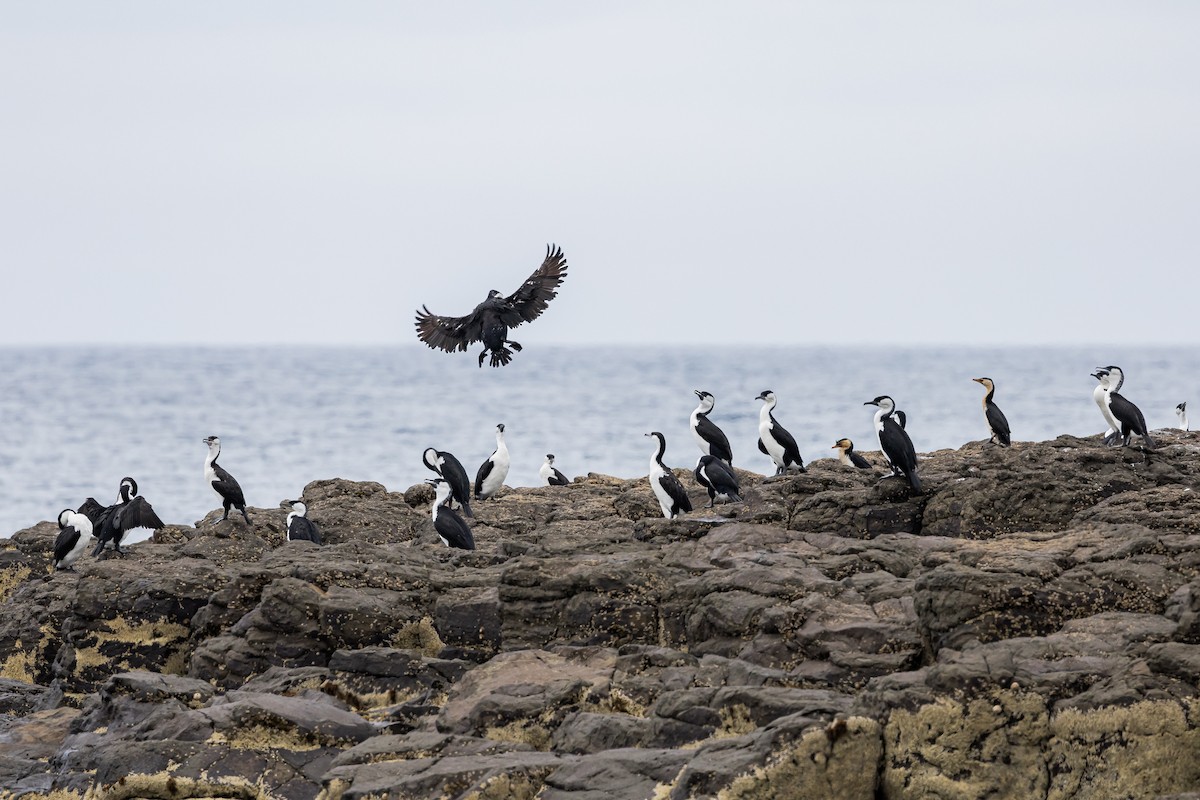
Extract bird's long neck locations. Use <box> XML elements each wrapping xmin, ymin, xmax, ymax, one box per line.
<box><xmin>874</xmin><ymin>407</ymin><xmax>890</xmax><ymax>428</ymax></box>
<box><xmin>758</xmin><ymin>398</ymin><xmax>775</xmax><ymax>424</ymax></box>
<box><xmin>495</xmin><ymin>432</ymin><xmax>508</xmax><ymax>456</ymax></box>
<box><xmin>652</xmin><ymin>436</ymin><xmax>667</xmax><ymax>467</ymax></box>
<box><xmin>206</xmin><ymin>445</ymin><xmax>220</xmax><ymax>469</ymax></box>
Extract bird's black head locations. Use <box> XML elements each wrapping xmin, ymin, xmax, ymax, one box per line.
<box><xmin>496</xmin><ymin>423</ymin><xmax>505</xmax><ymax>434</ymax></box>
<box><xmin>864</xmin><ymin>396</ymin><xmax>891</xmax><ymax>407</ymax></box>
<box><xmin>120</xmin><ymin>477</ymin><xmax>138</xmax><ymax>501</ymax></box>
<box><xmin>756</xmin><ymin>390</ymin><xmax>774</xmax><ymax>402</ymax></box>
<box><xmin>546</xmin><ymin>454</ymin><xmax>555</xmax><ymax>462</ymax></box>
<box><xmin>57</xmin><ymin>509</ymin><xmax>74</xmax><ymax>529</ymax></box>
<box><xmin>1179</xmin><ymin>402</ymin><xmax>1188</xmax><ymax>413</ymax></box>
<box><xmin>645</xmin><ymin>431</ymin><xmax>664</xmax><ymax>443</ymax></box>
<box><xmin>204</xmin><ymin>435</ymin><xmax>221</xmax><ymax>448</ymax></box>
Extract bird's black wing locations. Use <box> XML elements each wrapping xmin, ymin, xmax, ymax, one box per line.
<box><xmin>414</xmin><ymin>304</ymin><xmax>486</xmax><ymax>353</ymax></box>
<box><xmin>504</xmin><ymin>244</ymin><xmax>568</xmax><ymax>326</ymax></box>
<box><xmin>439</xmin><ymin>452</ymin><xmax>473</xmax><ymax>513</ymax></box>
<box><xmin>769</xmin><ymin>418</ymin><xmax>803</xmax><ymax>467</ymax></box>
<box><xmin>78</xmin><ymin>498</ymin><xmax>106</xmax><ymax>525</ymax></box>
<box><xmin>661</xmin><ymin>471</ymin><xmax>692</xmax><ymax>514</ymax></box>
<box><xmin>212</xmin><ymin>464</ymin><xmax>247</xmax><ymax>506</ymax></box>
<box><xmin>549</xmin><ymin>467</ymin><xmax>568</xmax><ymax>485</ymax></box>
<box><xmin>475</xmin><ymin>457</ymin><xmax>495</xmax><ymax>499</ymax></box>
<box><xmin>435</xmin><ymin>508</ymin><xmax>475</xmax><ymax>550</ymax></box>
<box><xmin>114</xmin><ymin>496</ymin><xmax>165</xmax><ymax>531</ymax></box>
<box><xmin>849</xmin><ymin>451</ymin><xmax>872</xmax><ymax>469</ymax></box>
<box><xmin>986</xmin><ymin>403</ymin><xmax>1011</xmax><ymax>446</ymax></box>
<box><xmin>696</xmin><ymin>416</ymin><xmax>733</xmax><ymax>463</ymax></box>
<box><xmin>289</xmin><ymin>516</ymin><xmax>322</xmax><ymax>544</ymax></box>
<box><xmin>702</xmin><ymin>457</ymin><xmax>741</xmax><ymax>497</ymax></box>
<box><xmin>54</xmin><ymin>526</ymin><xmax>81</xmax><ymax>563</ymax></box>
<box><xmin>757</xmin><ymin>439</ymin><xmax>768</xmax><ymax>456</ymax></box>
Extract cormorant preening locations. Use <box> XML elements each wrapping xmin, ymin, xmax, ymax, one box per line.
<box><xmin>694</xmin><ymin>455</ymin><xmax>742</xmax><ymax>507</ymax></box>
<box><xmin>540</xmin><ymin>454</ymin><xmax>569</xmax><ymax>486</ymax></box>
<box><xmin>832</xmin><ymin>438</ymin><xmax>871</xmax><ymax>469</ymax></box>
<box><xmin>203</xmin><ymin>436</ymin><xmax>251</xmax><ymax>524</ymax></box>
<box><xmin>54</xmin><ymin>509</ymin><xmax>94</xmax><ymax>571</ymax></box>
<box><xmin>864</xmin><ymin>396</ymin><xmax>921</xmax><ymax>491</ymax></box>
<box><xmin>475</xmin><ymin>424</ymin><xmax>510</xmax><ymax>500</ymax></box>
<box><xmin>690</xmin><ymin>390</ymin><xmax>733</xmax><ymax>464</ymax></box>
<box><xmin>415</xmin><ymin>244</ymin><xmax>568</xmax><ymax>367</ymax></box>
<box><xmin>423</xmin><ymin>447</ymin><xmax>474</xmax><ymax>517</ymax></box>
<box><xmin>1177</xmin><ymin>402</ymin><xmax>1189</xmax><ymax>431</ymax></box>
<box><xmin>429</xmin><ymin>479</ymin><xmax>475</xmax><ymax>550</ymax></box>
<box><xmin>282</xmin><ymin>500</ymin><xmax>321</xmax><ymax>544</ymax></box>
<box><xmin>1091</xmin><ymin>370</ymin><xmax>1122</xmax><ymax>445</ymax></box>
<box><xmin>646</xmin><ymin>432</ymin><xmax>692</xmax><ymax>519</ymax></box>
<box><xmin>81</xmin><ymin>477</ymin><xmax>165</xmax><ymax>556</ymax></box>
<box><xmin>971</xmin><ymin>377</ymin><xmax>1011</xmax><ymax>446</ymax></box>
<box><xmin>1099</xmin><ymin>366</ymin><xmax>1156</xmax><ymax>449</ymax></box>
<box><xmin>755</xmin><ymin>390</ymin><xmax>805</xmax><ymax>475</ymax></box>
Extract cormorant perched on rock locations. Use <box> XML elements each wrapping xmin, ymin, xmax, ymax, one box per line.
<box><xmin>203</xmin><ymin>436</ymin><xmax>251</xmax><ymax>525</ymax></box>
<box><xmin>81</xmin><ymin>477</ymin><xmax>165</xmax><ymax>556</ymax></box>
<box><xmin>1177</xmin><ymin>402</ymin><xmax>1189</xmax><ymax>431</ymax></box>
<box><xmin>754</xmin><ymin>390</ymin><xmax>805</xmax><ymax>475</ymax></box>
<box><xmin>415</xmin><ymin>244</ymin><xmax>568</xmax><ymax>368</ymax></box>
<box><xmin>690</xmin><ymin>390</ymin><xmax>733</xmax><ymax>464</ymax></box>
<box><xmin>864</xmin><ymin>396</ymin><xmax>921</xmax><ymax>491</ymax></box>
<box><xmin>1099</xmin><ymin>366</ymin><xmax>1156</xmax><ymax>449</ymax></box>
<box><xmin>540</xmin><ymin>454</ymin><xmax>569</xmax><ymax>486</ymax></box>
<box><xmin>1091</xmin><ymin>370</ymin><xmax>1122</xmax><ymax>445</ymax></box>
<box><xmin>475</xmin><ymin>424</ymin><xmax>510</xmax><ymax>500</ymax></box>
<box><xmin>282</xmin><ymin>500</ymin><xmax>321</xmax><ymax>544</ymax></box>
<box><xmin>429</xmin><ymin>479</ymin><xmax>475</xmax><ymax>550</ymax></box>
<box><xmin>971</xmin><ymin>377</ymin><xmax>1011</xmax><ymax>446</ymax></box>
<box><xmin>694</xmin><ymin>455</ymin><xmax>742</xmax><ymax>507</ymax></box>
<box><xmin>832</xmin><ymin>438</ymin><xmax>871</xmax><ymax>469</ymax></box>
<box><xmin>54</xmin><ymin>509</ymin><xmax>94</xmax><ymax>571</ymax></box>
<box><xmin>646</xmin><ymin>432</ymin><xmax>692</xmax><ymax>519</ymax></box>
<box><xmin>423</xmin><ymin>447</ymin><xmax>473</xmax><ymax>517</ymax></box>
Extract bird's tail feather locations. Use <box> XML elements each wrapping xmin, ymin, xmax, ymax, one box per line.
<box><xmin>908</xmin><ymin>471</ymin><xmax>922</xmax><ymax>492</ymax></box>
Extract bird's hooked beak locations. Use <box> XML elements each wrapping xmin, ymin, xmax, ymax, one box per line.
<box><xmin>971</xmin><ymin>378</ymin><xmax>984</xmax><ymax>385</ymax></box>
<box><xmin>863</xmin><ymin>400</ymin><xmax>878</xmax><ymax>407</ymax></box>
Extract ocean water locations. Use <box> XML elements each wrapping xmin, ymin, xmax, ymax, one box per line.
<box><xmin>1</xmin><ymin>344</ymin><xmax>1194</xmax><ymax>537</ymax></box>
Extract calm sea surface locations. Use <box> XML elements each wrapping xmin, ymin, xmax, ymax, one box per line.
<box><xmin>1</xmin><ymin>344</ymin><xmax>1194</xmax><ymax>536</ymax></box>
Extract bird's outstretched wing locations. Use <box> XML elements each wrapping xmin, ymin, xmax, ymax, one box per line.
<box><xmin>77</xmin><ymin>498</ymin><xmax>106</xmax><ymax>524</ymax></box>
<box><xmin>414</xmin><ymin>306</ymin><xmax>485</xmax><ymax>354</ymax></box>
<box><xmin>505</xmin><ymin>244</ymin><xmax>568</xmax><ymax>325</ymax></box>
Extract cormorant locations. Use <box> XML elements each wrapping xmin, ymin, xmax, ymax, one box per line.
<box><xmin>415</xmin><ymin>244</ymin><xmax>568</xmax><ymax>367</ymax></box>
<box><xmin>475</xmin><ymin>424</ymin><xmax>510</xmax><ymax>500</ymax></box>
<box><xmin>282</xmin><ymin>500</ymin><xmax>321</xmax><ymax>544</ymax></box>
<box><xmin>1091</xmin><ymin>370</ymin><xmax>1122</xmax><ymax>445</ymax></box>
<box><xmin>423</xmin><ymin>447</ymin><xmax>474</xmax><ymax>517</ymax></box>
<box><xmin>754</xmin><ymin>390</ymin><xmax>805</xmax><ymax>475</ymax></box>
<box><xmin>864</xmin><ymin>396</ymin><xmax>921</xmax><ymax>491</ymax></box>
<box><xmin>429</xmin><ymin>479</ymin><xmax>475</xmax><ymax>550</ymax></box>
<box><xmin>971</xmin><ymin>377</ymin><xmax>1011</xmax><ymax>446</ymax></box>
<box><xmin>832</xmin><ymin>438</ymin><xmax>871</xmax><ymax>468</ymax></box>
<box><xmin>540</xmin><ymin>454</ymin><xmax>569</xmax><ymax>486</ymax></box>
<box><xmin>694</xmin><ymin>455</ymin><xmax>742</xmax><ymax>507</ymax></box>
<box><xmin>203</xmin><ymin>436</ymin><xmax>251</xmax><ymax>524</ymax></box>
<box><xmin>1099</xmin><ymin>366</ymin><xmax>1156</xmax><ymax>449</ymax></box>
<box><xmin>645</xmin><ymin>432</ymin><xmax>692</xmax><ymax>519</ymax></box>
<box><xmin>53</xmin><ymin>509</ymin><xmax>94</xmax><ymax>571</ymax></box>
<box><xmin>690</xmin><ymin>390</ymin><xmax>733</xmax><ymax>463</ymax></box>
<box><xmin>1177</xmin><ymin>402</ymin><xmax>1189</xmax><ymax>431</ymax></box>
<box><xmin>81</xmin><ymin>477</ymin><xmax>165</xmax><ymax>556</ymax></box>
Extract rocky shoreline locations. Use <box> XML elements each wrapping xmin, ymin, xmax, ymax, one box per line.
<box><xmin>1</xmin><ymin>432</ymin><xmax>1200</xmax><ymax>799</ymax></box>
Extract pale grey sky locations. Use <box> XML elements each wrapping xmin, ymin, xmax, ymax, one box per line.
<box><xmin>3</xmin><ymin>3</ymin><xmax>1197</xmax><ymax>346</ymax></box>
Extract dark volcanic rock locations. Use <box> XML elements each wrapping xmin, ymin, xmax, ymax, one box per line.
<box><xmin>1</xmin><ymin>437</ymin><xmax>1200</xmax><ymax>797</ymax></box>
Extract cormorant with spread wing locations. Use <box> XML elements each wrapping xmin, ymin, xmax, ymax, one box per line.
<box><xmin>415</xmin><ymin>244</ymin><xmax>568</xmax><ymax>367</ymax></box>
<box><xmin>81</xmin><ymin>477</ymin><xmax>165</xmax><ymax>556</ymax></box>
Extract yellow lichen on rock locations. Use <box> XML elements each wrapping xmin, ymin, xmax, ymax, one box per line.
<box><xmin>389</xmin><ymin>616</ymin><xmax>444</xmax><ymax>657</ymax></box>
<box><xmin>0</xmin><ymin>564</ymin><xmax>32</xmax><ymax>605</ymax></box>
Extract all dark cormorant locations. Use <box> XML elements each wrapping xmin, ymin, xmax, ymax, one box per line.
<box><xmin>832</xmin><ymin>438</ymin><xmax>871</xmax><ymax>469</ymax></box>
<box><xmin>694</xmin><ymin>455</ymin><xmax>742</xmax><ymax>507</ymax></box>
<box><xmin>415</xmin><ymin>244</ymin><xmax>568</xmax><ymax>367</ymax></box>
<box><xmin>475</xmin><ymin>424</ymin><xmax>510</xmax><ymax>500</ymax></box>
<box><xmin>54</xmin><ymin>509</ymin><xmax>94</xmax><ymax>571</ymax></box>
<box><xmin>423</xmin><ymin>447</ymin><xmax>474</xmax><ymax>517</ymax></box>
<box><xmin>540</xmin><ymin>454</ymin><xmax>569</xmax><ymax>486</ymax></box>
<box><xmin>81</xmin><ymin>477</ymin><xmax>165</xmax><ymax>556</ymax></box>
<box><xmin>282</xmin><ymin>500</ymin><xmax>321</xmax><ymax>544</ymax></box>
<box><xmin>864</xmin><ymin>396</ymin><xmax>921</xmax><ymax>491</ymax></box>
<box><xmin>1099</xmin><ymin>366</ymin><xmax>1156</xmax><ymax>449</ymax></box>
<box><xmin>646</xmin><ymin>432</ymin><xmax>692</xmax><ymax>519</ymax></box>
<box><xmin>971</xmin><ymin>377</ymin><xmax>1011</xmax><ymax>446</ymax></box>
<box><xmin>203</xmin><ymin>436</ymin><xmax>251</xmax><ymax>524</ymax></box>
<box><xmin>690</xmin><ymin>390</ymin><xmax>733</xmax><ymax>463</ymax></box>
<box><xmin>755</xmin><ymin>390</ymin><xmax>805</xmax><ymax>475</ymax></box>
<box><xmin>429</xmin><ymin>479</ymin><xmax>475</xmax><ymax>550</ymax></box>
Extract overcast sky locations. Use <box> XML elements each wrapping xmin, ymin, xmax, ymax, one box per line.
<box><xmin>3</xmin><ymin>3</ymin><xmax>1197</xmax><ymax>347</ymax></box>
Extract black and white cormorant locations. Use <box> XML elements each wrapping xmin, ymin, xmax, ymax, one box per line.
<box><xmin>282</xmin><ymin>500</ymin><xmax>321</xmax><ymax>544</ymax></box>
<box><xmin>694</xmin><ymin>455</ymin><xmax>742</xmax><ymax>508</ymax></box>
<box><xmin>646</xmin><ymin>432</ymin><xmax>692</xmax><ymax>519</ymax></box>
<box><xmin>864</xmin><ymin>396</ymin><xmax>921</xmax><ymax>491</ymax></box>
<box><xmin>81</xmin><ymin>477</ymin><xmax>165</xmax><ymax>556</ymax></box>
<box><xmin>971</xmin><ymin>377</ymin><xmax>1011</xmax><ymax>447</ymax></box>
<box><xmin>53</xmin><ymin>509</ymin><xmax>94</xmax><ymax>571</ymax></box>
<box><xmin>1177</xmin><ymin>402</ymin><xmax>1189</xmax><ymax>431</ymax></box>
<box><xmin>540</xmin><ymin>454</ymin><xmax>569</xmax><ymax>486</ymax></box>
<box><xmin>422</xmin><ymin>447</ymin><xmax>474</xmax><ymax>517</ymax></box>
<box><xmin>475</xmin><ymin>424</ymin><xmax>510</xmax><ymax>500</ymax></box>
<box><xmin>754</xmin><ymin>390</ymin><xmax>805</xmax><ymax>475</ymax></box>
<box><xmin>203</xmin><ymin>436</ymin><xmax>252</xmax><ymax>524</ymax></box>
<box><xmin>415</xmin><ymin>244</ymin><xmax>569</xmax><ymax>368</ymax></box>
<box><xmin>1091</xmin><ymin>370</ymin><xmax>1122</xmax><ymax>445</ymax></box>
<box><xmin>832</xmin><ymin>438</ymin><xmax>871</xmax><ymax>469</ymax></box>
<box><xmin>1099</xmin><ymin>366</ymin><xmax>1156</xmax><ymax>449</ymax></box>
<box><xmin>429</xmin><ymin>479</ymin><xmax>475</xmax><ymax>550</ymax></box>
<box><xmin>690</xmin><ymin>390</ymin><xmax>733</xmax><ymax>464</ymax></box>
